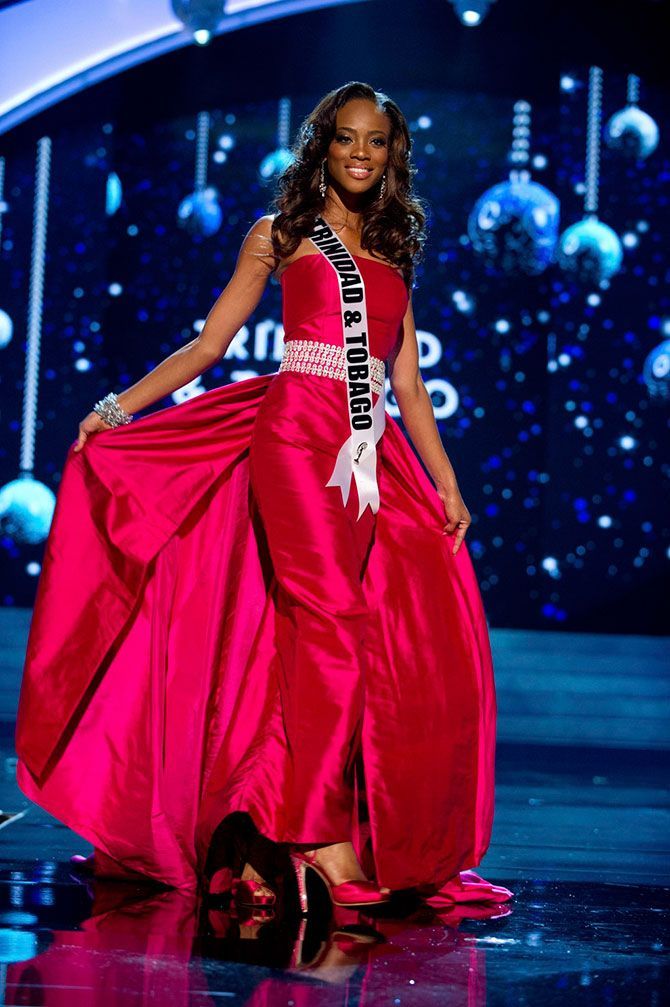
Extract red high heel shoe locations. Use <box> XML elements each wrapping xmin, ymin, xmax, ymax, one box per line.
<box><xmin>422</xmin><ymin>869</ymin><xmax>514</xmax><ymax>905</ymax></box>
<box><xmin>290</xmin><ymin>850</ymin><xmax>391</xmax><ymax>913</ymax></box>
<box><xmin>231</xmin><ymin>876</ymin><xmax>278</xmax><ymax>909</ymax></box>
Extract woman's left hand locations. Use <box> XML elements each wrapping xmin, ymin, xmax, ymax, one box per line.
<box><xmin>437</xmin><ymin>485</ymin><xmax>471</xmax><ymax>555</ymax></box>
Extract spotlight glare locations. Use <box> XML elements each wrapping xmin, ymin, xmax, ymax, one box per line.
<box><xmin>450</xmin><ymin>0</ymin><xmax>495</xmax><ymax>27</ymax></box>
<box><xmin>194</xmin><ymin>29</ymin><xmax>211</xmax><ymax>45</ymax></box>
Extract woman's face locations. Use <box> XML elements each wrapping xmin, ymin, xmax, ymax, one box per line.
<box><xmin>325</xmin><ymin>98</ymin><xmax>390</xmax><ymax>197</ymax></box>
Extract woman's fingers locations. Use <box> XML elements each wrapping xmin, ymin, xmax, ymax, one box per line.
<box><xmin>451</xmin><ymin>523</ymin><xmax>468</xmax><ymax>555</ymax></box>
<box><xmin>73</xmin><ymin>429</ymin><xmax>88</xmax><ymax>453</ymax></box>
<box><xmin>442</xmin><ymin>512</ymin><xmax>470</xmax><ymax>554</ymax></box>
<box><xmin>73</xmin><ymin>412</ymin><xmax>112</xmax><ymax>452</ymax></box>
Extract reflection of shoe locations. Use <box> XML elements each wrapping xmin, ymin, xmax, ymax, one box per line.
<box><xmin>289</xmin><ymin>917</ymin><xmax>380</xmax><ymax>981</ymax></box>
<box><xmin>331</xmin><ymin>904</ymin><xmax>385</xmax><ymax>937</ymax></box>
<box><xmin>290</xmin><ymin>850</ymin><xmax>391</xmax><ymax>913</ymax></box>
<box><xmin>289</xmin><ymin>918</ymin><xmax>328</xmax><ymax>970</ymax></box>
<box><xmin>232</xmin><ymin>902</ymin><xmax>277</xmax><ymax>927</ymax></box>
<box><xmin>438</xmin><ymin>901</ymin><xmax>513</xmax><ymax>925</ymax></box>
<box><xmin>231</xmin><ymin>877</ymin><xmax>278</xmax><ymax>909</ymax></box>
<box><xmin>331</xmin><ymin>927</ymin><xmax>382</xmax><ymax>951</ymax></box>
<box><xmin>426</xmin><ymin>869</ymin><xmax>514</xmax><ymax>905</ymax></box>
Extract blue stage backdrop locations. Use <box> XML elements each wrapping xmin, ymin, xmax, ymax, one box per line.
<box><xmin>0</xmin><ymin>80</ymin><xmax>668</xmax><ymax>633</ymax></box>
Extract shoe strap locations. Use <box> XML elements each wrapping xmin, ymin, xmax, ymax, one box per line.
<box><xmin>293</xmin><ymin>848</ymin><xmax>319</xmax><ymax>867</ymax></box>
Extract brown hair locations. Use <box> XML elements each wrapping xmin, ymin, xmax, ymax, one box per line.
<box><xmin>268</xmin><ymin>81</ymin><xmax>428</xmax><ymax>289</ymax></box>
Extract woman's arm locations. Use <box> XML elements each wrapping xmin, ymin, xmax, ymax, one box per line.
<box><xmin>74</xmin><ymin>215</ymin><xmax>278</xmax><ymax>451</ymax></box>
<box><xmin>387</xmin><ymin>294</ymin><xmax>471</xmax><ymax>554</ymax></box>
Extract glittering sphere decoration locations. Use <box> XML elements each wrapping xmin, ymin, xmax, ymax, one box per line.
<box><xmin>105</xmin><ymin>171</ymin><xmax>122</xmax><ymax>215</ymax></box>
<box><xmin>642</xmin><ymin>340</ymin><xmax>670</xmax><ymax>401</ymax></box>
<box><xmin>0</xmin><ymin>308</ymin><xmax>13</xmax><ymax>348</ymax></box>
<box><xmin>171</xmin><ymin>0</ymin><xmax>225</xmax><ymax>34</ymax></box>
<box><xmin>604</xmin><ymin>106</ymin><xmax>660</xmax><ymax>160</ymax></box>
<box><xmin>467</xmin><ymin>171</ymin><xmax>560</xmax><ymax>275</ymax></box>
<box><xmin>557</xmin><ymin>217</ymin><xmax>623</xmax><ymax>284</ymax></box>
<box><xmin>604</xmin><ymin>75</ymin><xmax>660</xmax><ymax>161</ymax></box>
<box><xmin>259</xmin><ymin>97</ymin><xmax>294</xmax><ymax>183</ymax></box>
<box><xmin>558</xmin><ymin>68</ymin><xmax>623</xmax><ymax>285</ymax></box>
<box><xmin>259</xmin><ymin>147</ymin><xmax>294</xmax><ymax>182</ymax></box>
<box><xmin>0</xmin><ymin>474</ymin><xmax>56</xmax><ymax>545</ymax></box>
<box><xmin>3</xmin><ymin>137</ymin><xmax>55</xmax><ymax>546</ymax></box>
<box><xmin>177</xmin><ymin>186</ymin><xmax>222</xmax><ymax>237</ymax></box>
<box><xmin>177</xmin><ymin>111</ymin><xmax>222</xmax><ymax>237</ymax></box>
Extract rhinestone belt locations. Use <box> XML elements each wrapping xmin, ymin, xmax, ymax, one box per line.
<box><xmin>278</xmin><ymin>339</ymin><xmax>386</xmax><ymax>394</ymax></box>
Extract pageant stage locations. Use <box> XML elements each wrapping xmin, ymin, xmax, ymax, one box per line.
<box><xmin>1</xmin><ymin>610</ymin><xmax>667</xmax><ymax>1005</ymax></box>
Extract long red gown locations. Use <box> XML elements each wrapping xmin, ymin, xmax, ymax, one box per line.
<box><xmin>14</xmin><ymin>251</ymin><xmax>497</xmax><ymax>893</ymax></box>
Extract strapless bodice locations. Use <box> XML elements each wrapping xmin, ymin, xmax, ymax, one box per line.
<box><xmin>251</xmin><ymin>251</ymin><xmax>408</xmax><ymax>459</ymax></box>
<box><xmin>280</xmin><ymin>252</ymin><xmax>408</xmax><ymax>362</ymax></box>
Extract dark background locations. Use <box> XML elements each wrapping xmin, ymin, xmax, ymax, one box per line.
<box><xmin>1</xmin><ymin>0</ymin><xmax>668</xmax><ymax>632</ymax></box>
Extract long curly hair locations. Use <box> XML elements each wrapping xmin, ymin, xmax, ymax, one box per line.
<box><xmin>268</xmin><ymin>82</ymin><xmax>429</xmax><ymax>290</ymax></box>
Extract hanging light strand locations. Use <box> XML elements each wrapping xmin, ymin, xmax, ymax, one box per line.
<box><xmin>194</xmin><ymin>110</ymin><xmax>210</xmax><ymax>193</ymax></box>
<box><xmin>627</xmin><ymin>73</ymin><xmax>640</xmax><ymax>106</ymax></box>
<box><xmin>0</xmin><ymin>156</ymin><xmax>5</xmax><ymax>248</ymax></box>
<box><xmin>584</xmin><ymin>66</ymin><xmax>603</xmax><ymax>217</ymax></box>
<box><xmin>510</xmin><ymin>99</ymin><xmax>531</xmax><ymax>170</ymax></box>
<box><xmin>21</xmin><ymin>136</ymin><xmax>51</xmax><ymax>475</ymax></box>
<box><xmin>278</xmin><ymin>97</ymin><xmax>291</xmax><ymax>149</ymax></box>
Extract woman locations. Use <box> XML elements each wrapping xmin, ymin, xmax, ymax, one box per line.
<box><xmin>14</xmin><ymin>82</ymin><xmax>512</xmax><ymax>912</ymax></box>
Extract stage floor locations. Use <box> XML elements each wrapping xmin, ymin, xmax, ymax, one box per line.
<box><xmin>1</xmin><ymin>615</ymin><xmax>668</xmax><ymax>1004</ymax></box>
<box><xmin>1</xmin><ymin>741</ymin><xmax>668</xmax><ymax>1003</ymax></box>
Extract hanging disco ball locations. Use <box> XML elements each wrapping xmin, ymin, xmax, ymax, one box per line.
<box><xmin>449</xmin><ymin>0</ymin><xmax>496</xmax><ymax>26</ymax></box>
<box><xmin>105</xmin><ymin>172</ymin><xmax>122</xmax><ymax>216</ymax></box>
<box><xmin>604</xmin><ymin>107</ymin><xmax>659</xmax><ymax>160</ymax></box>
<box><xmin>556</xmin><ymin>216</ymin><xmax>623</xmax><ymax>284</ymax></box>
<box><xmin>177</xmin><ymin>186</ymin><xmax>222</xmax><ymax>237</ymax></box>
<box><xmin>259</xmin><ymin>148</ymin><xmax>294</xmax><ymax>184</ymax></box>
<box><xmin>642</xmin><ymin>339</ymin><xmax>670</xmax><ymax>401</ymax></box>
<box><xmin>467</xmin><ymin>171</ymin><xmax>560</xmax><ymax>275</ymax></box>
<box><xmin>0</xmin><ymin>308</ymin><xmax>13</xmax><ymax>348</ymax></box>
<box><xmin>0</xmin><ymin>473</ymin><xmax>56</xmax><ymax>545</ymax></box>
<box><xmin>171</xmin><ymin>1</ymin><xmax>225</xmax><ymax>36</ymax></box>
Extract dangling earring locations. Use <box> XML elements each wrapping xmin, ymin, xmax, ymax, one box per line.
<box><xmin>378</xmin><ymin>172</ymin><xmax>387</xmax><ymax>200</ymax></box>
<box><xmin>319</xmin><ymin>160</ymin><xmax>327</xmax><ymax>198</ymax></box>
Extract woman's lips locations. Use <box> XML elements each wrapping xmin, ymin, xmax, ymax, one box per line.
<box><xmin>345</xmin><ymin>166</ymin><xmax>373</xmax><ymax>179</ymax></box>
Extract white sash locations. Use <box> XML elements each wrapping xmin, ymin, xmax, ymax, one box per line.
<box><xmin>307</xmin><ymin>215</ymin><xmax>386</xmax><ymax>520</ymax></box>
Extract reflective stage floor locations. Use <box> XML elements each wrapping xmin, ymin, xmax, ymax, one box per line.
<box><xmin>1</xmin><ymin>621</ymin><xmax>668</xmax><ymax>1004</ymax></box>
<box><xmin>1</xmin><ymin>740</ymin><xmax>668</xmax><ymax>1006</ymax></box>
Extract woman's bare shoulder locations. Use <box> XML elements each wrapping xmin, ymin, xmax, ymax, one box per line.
<box><xmin>244</xmin><ymin>213</ymin><xmax>275</xmax><ymax>241</ymax></box>
<box><xmin>240</xmin><ymin>214</ymin><xmax>281</xmax><ymax>273</ymax></box>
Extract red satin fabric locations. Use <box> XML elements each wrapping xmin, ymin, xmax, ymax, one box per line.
<box><xmin>15</xmin><ymin>252</ymin><xmax>497</xmax><ymax>893</ymax></box>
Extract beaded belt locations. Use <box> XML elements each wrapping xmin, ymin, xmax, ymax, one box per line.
<box><xmin>278</xmin><ymin>339</ymin><xmax>386</xmax><ymax>395</ymax></box>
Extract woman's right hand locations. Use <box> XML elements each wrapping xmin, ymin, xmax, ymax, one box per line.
<box><xmin>73</xmin><ymin>411</ymin><xmax>114</xmax><ymax>453</ymax></box>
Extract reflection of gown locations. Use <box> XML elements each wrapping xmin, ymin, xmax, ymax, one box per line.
<box><xmin>14</xmin><ymin>251</ymin><xmax>497</xmax><ymax>893</ymax></box>
<box><xmin>4</xmin><ymin>886</ymin><xmax>491</xmax><ymax>1007</ymax></box>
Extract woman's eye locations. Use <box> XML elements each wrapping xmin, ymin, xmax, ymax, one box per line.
<box><xmin>335</xmin><ymin>134</ymin><xmax>386</xmax><ymax>146</ymax></box>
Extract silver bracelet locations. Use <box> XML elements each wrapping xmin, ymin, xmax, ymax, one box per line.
<box><xmin>92</xmin><ymin>392</ymin><xmax>134</xmax><ymax>427</ymax></box>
